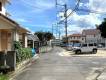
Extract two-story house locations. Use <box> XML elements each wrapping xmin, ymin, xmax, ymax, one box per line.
<box><xmin>82</xmin><ymin>29</ymin><xmax>101</xmax><ymax>44</ymax></box>
<box><xmin>68</xmin><ymin>34</ymin><xmax>86</xmax><ymax>44</ymax></box>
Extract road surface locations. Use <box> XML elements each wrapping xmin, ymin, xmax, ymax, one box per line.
<box><xmin>13</xmin><ymin>47</ymin><xmax>106</xmax><ymax>80</ymax></box>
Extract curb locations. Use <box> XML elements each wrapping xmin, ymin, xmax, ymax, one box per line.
<box><xmin>9</xmin><ymin>54</ymin><xmax>39</xmax><ymax>80</ymax></box>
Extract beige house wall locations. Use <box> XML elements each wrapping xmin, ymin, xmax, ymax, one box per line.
<box><xmin>0</xmin><ymin>19</ymin><xmax>14</xmax><ymax>29</ymax></box>
<box><xmin>0</xmin><ymin>0</ymin><xmax>8</xmax><ymax>15</ymax></box>
<box><xmin>0</xmin><ymin>30</ymin><xmax>13</xmax><ymax>51</ymax></box>
<box><xmin>0</xmin><ymin>17</ymin><xmax>28</xmax><ymax>51</ymax></box>
<box><xmin>25</xmin><ymin>34</ymin><xmax>27</xmax><ymax>48</ymax></box>
<box><xmin>0</xmin><ymin>32</ymin><xmax>1</xmax><ymax>51</ymax></box>
<box><xmin>21</xmin><ymin>33</ymin><xmax>27</xmax><ymax>48</ymax></box>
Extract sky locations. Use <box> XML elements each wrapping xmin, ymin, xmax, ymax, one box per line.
<box><xmin>6</xmin><ymin>0</ymin><xmax>106</xmax><ymax>37</ymax></box>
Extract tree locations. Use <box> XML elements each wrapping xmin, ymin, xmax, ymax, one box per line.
<box><xmin>98</xmin><ymin>18</ymin><xmax>106</xmax><ymax>38</ymax></box>
<box><xmin>34</xmin><ymin>31</ymin><xmax>54</xmax><ymax>41</ymax></box>
<box><xmin>44</xmin><ymin>32</ymin><xmax>53</xmax><ymax>41</ymax></box>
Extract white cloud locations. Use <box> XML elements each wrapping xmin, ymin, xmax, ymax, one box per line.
<box><xmin>89</xmin><ymin>0</ymin><xmax>106</xmax><ymax>13</ymax></box>
<box><xmin>57</xmin><ymin>0</ymin><xmax>68</xmax><ymax>5</ymax></box>
<box><xmin>16</xmin><ymin>18</ymin><xmax>28</xmax><ymax>23</ymax></box>
<box><xmin>58</xmin><ymin>11</ymin><xmax>102</xmax><ymax>36</ymax></box>
<box><xmin>20</xmin><ymin>0</ymin><xmax>55</xmax><ymax>13</ymax></box>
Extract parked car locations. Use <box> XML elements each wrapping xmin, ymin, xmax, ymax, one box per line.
<box><xmin>97</xmin><ymin>44</ymin><xmax>104</xmax><ymax>48</ymax></box>
<box><xmin>66</xmin><ymin>44</ymin><xmax>73</xmax><ymax>51</ymax></box>
<box><xmin>60</xmin><ymin>43</ymin><xmax>67</xmax><ymax>47</ymax></box>
<box><xmin>72</xmin><ymin>43</ymin><xmax>97</xmax><ymax>54</ymax></box>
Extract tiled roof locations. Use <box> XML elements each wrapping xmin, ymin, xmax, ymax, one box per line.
<box><xmin>82</xmin><ymin>29</ymin><xmax>100</xmax><ymax>35</ymax></box>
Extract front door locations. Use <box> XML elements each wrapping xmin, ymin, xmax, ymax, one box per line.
<box><xmin>1</xmin><ymin>31</ymin><xmax>8</xmax><ymax>51</ymax></box>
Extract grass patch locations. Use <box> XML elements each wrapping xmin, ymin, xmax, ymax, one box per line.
<box><xmin>0</xmin><ymin>74</ymin><xmax>8</xmax><ymax>80</ymax></box>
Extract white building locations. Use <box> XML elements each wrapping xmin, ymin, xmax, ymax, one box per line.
<box><xmin>82</xmin><ymin>29</ymin><xmax>101</xmax><ymax>43</ymax></box>
<box><xmin>82</xmin><ymin>29</ymin><xmax>106</xmax><ymax>46</ymax></box>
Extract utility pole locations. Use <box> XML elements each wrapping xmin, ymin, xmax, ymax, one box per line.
<box><xmin>57</xmin><ymin>24</ymin><xmax>61</xmax><ymax>39</ymax></box>
<box><xmin>55</xmin><ymin>0</ymin><xmax>68</xmax><ymax>43</ymax></box>
<box><xmin>64</xmin><ymin>4</ymin><xmax>68</xmax><ymax>44</ymax></box>
<box><xmin>52</xmin><ymin>24</ymin><xmax>54</xmax><ymax>36</ymax></box>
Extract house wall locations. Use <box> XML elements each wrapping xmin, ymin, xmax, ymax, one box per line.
<box><xmin>68</xmin><ymin>36</ymin><xmax>85</xmax><ymax>43</ymax></box>
<box><xmin>0</xmin><ymin>30</ymin><xmax>8</xmax><ymax>50</ymax></box>
<box><xmin>0</xmin><ymin>0</ymin><xmax>7</xmax><ymax>15</ymax></box>
<box><xmin>0</xmin><ymin>32</ymin><xmax>1</xmax><ymax>51</ymax></box>
<box><xmin>0</xmin><ymin>19</ymin><xmax>14</xmax><ymax>29</ymax></box>
<box><xmin>22</xmin><ymin>33</ymin><xmax>27</xmax><ymax>48</ymax></box>
<box><xmin>0</xmin><ymin>30</ymin><xmax>12</xmax><ymax>51</ymax></box>
<box><xmin>25</xmin><ymin>34</ymin><xmax>27</xmax><ymax>48</ymax></box>
<box><xmin>19</xmin><ymin>34</ymin><xmax>28</xmax><ymax>48</ymax></box>
<box><xmin>85</xmin><ymin>34</ymin><xmax>101</xmax><ymax>43</ymax></box>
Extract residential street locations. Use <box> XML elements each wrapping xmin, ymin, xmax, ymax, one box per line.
<box><xmin>13</xmin><ymin>47</ymin><xmax>106</xmax><ymax>80</ymax></box>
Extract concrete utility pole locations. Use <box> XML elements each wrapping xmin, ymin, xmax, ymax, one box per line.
<box><xmin>52</xmin><ymin>24</ymin><xmax>54</xmax><ymax>36</ymax></box>
<box><xmin>64</xmin><ymin>4</ymin><xmax>68</xmax><ymax>44</ymax></box>
<box><xmin>55</xmin><ymin>0</ymin><xmax>68</xmax><ymax>43</ymax></box>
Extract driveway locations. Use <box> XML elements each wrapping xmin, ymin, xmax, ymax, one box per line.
<box><xmin>13</xmin><ymin>47</ymin><xmax>106</xmax><ymax>80</ymax></box>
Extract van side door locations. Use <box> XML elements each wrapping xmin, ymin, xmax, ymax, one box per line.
<box><xmin>81</xmin><ymin>43</ymin><xmax>89</xmax><ymax>52</ymax></box>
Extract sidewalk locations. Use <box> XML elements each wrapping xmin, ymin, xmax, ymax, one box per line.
<box><xmin>97</xmin><ymin>68</ymin><xmax>106</xmax><ymax>80</ymax></box>
<box><xmin>9</xmin><ymin>54</ymin><xmax>39</xmax><ymax>80</ymax></box>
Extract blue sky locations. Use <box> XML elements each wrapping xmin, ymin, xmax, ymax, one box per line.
<box><xmin>6</xmin><ymin>0</ymin><xmax>106</xmax><ymax>36</ymax></box>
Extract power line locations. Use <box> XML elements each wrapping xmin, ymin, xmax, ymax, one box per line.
<box><xmin>57</xmin><ymin>0</ymin><xmax>81</xmax><ymax>24</ymax></box>
<box><xmin>67</xmin><ymin>0</ymin><xmax>80</xmax><ymax>18</ymax></box>
<box><xmin>77</xmin><ymin>8</ymin><xmax>106</xmax><ymax>15</ymax></box>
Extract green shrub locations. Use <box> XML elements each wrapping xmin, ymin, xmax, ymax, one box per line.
<box><xmin>14</xmin><ymin>41</ymin><xmax>22</xmax><ymax>49</ymax></box>
<box><xmin>0</xmin><ymin>75</ymin><xmax>8</xmax><ymax>80</ymax></box>
<box><xmin>17</xmin><ymin>48</ymin><xmax>32</xmax><ymax>62</ymax></box>
<box><xmin>14</xmin><ymin>41</ymin><xmax>32</xmax><ymax>63</ymax></box>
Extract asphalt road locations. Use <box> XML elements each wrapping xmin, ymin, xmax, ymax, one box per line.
<box><xmin>13</xmin><ymin>47</ymin><xmax>106</xmax><ymax>80</ymax></box>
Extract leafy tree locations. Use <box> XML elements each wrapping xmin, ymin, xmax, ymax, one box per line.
<box><xmin>34</xmin><ymin>31</ymin><xmax>54</xmax><ymax>41</ymax></box>
<box><xmin>98</xmin><ymin>18</ymin><xmax>106</xmax><ymax>38</ymax></box>
<box><xmin>34</xmin><ymin>31</ymin><xmax>44</xmax><ymax>41</ymax></box>
<box><xmin>44</xmin><ymin>32</ymin><xmax>53</xmax><ymax>41</ymax></box>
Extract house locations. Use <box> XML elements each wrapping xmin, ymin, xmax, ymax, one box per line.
<box><xmin>82</xmin><ymin>29</ymin><xmax>106</xmax><ymax>46</ymax></box>
<box><xmin>68</xmin><ymin>34</ymin><xmax>85</xmax><ymax>44</ymax></box>
<box><xmin>27</xmin><ymin>34</ymin><xmax>39</xmax><ymax>49</ymax></box>
<box><xmin>0</xmin><ymin>0</ymin><xmax>29</xmax><ymax>51</ymax></box>
<box><xmin>82</xmin><ymin>29</ymin><xmax>101</xmax><ymax>43</ymax></box>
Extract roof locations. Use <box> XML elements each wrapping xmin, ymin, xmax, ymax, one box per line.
<box><xmin>82</xmin><ymin>29</ymin><xmax>100</xmax><ymax>35</ymax></box>
<box><xmin>68</xmin><ymin>34</ymin><xmax>83</xmax><ymax>37</ymax></box>
<box><xmin>0</xmin><ymin>13</ymin><xmax>29</xmax><ymax>33</ymax></box>
<box><xmin>27</xmin><ymin>34</ymin><xmax>39</xmax><ymax>41</ymax></box>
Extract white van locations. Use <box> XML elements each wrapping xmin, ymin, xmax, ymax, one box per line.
<box><xmin>72</xmin><ymin>43</ymin><xmax>97</xmax><ymax>54</ymax></box>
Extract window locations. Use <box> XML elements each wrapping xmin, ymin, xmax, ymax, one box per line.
<box><xmin>94</xmin><ymin>43</ymin><xmax>97</xmax><ymax>46</ymax></box>
<box><xmin>82</xmin><ymin>44</ymin><xmax>87</xmax><ymax>47</ymax></box>
<box><xmin>0</xmin><ymin>2</ymin><xmax>2</xmax><ymax>11</ymax></box>
<box><xmin>89</xmin><ymin>44</ymin><xmax>93</xmax><ymax>46</ymax></box>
